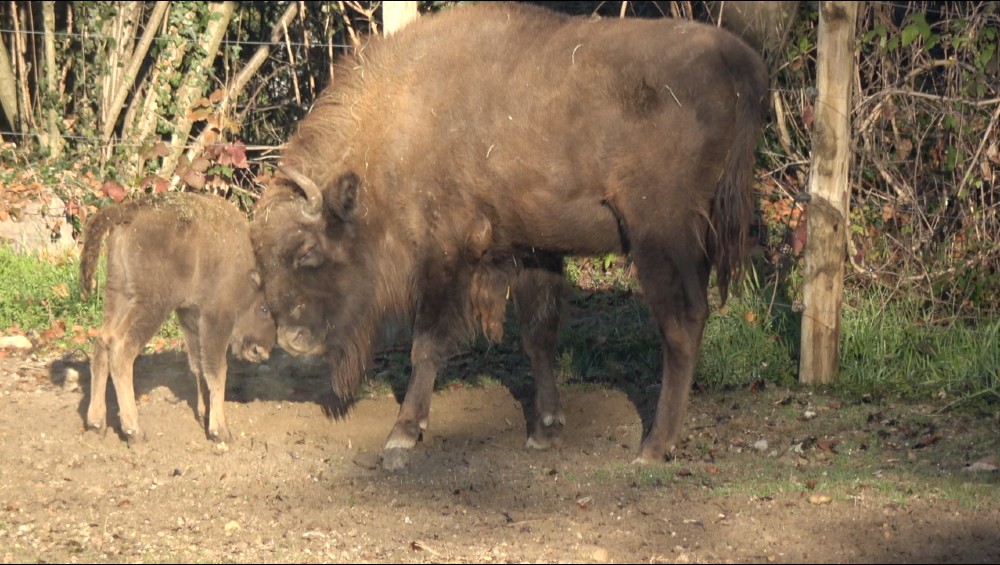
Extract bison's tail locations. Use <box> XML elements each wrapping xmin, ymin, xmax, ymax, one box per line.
<box><xmin>709</xmin><ymin>56</ymin><xmax>768</xmax><ymax>306</ymax></box>
<box><xmin>79</xmin><ymin>202</ymin><xmax>140</xmax><ymax>300</ymax></box>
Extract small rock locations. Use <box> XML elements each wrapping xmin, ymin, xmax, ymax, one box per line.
<box><xmin>962</xmin><ymin>461</ymin><xmax>998</xmax><ymax>473</ymax></box>
<box><xmin>808</xmin><ymin>494</ymin><xmax>833</xmax><ymax>505</ymax></box>
<box><xmin>753</xmin><ymin>439</ymin><xmax>769</xmax><ymax>452</ymax></box>
<box><xmin>381</xmin><ymin>448</ymin><xmax>411</xmax><ymax>472</ymax></box>
<box><xmin>353</xmin><ymin>450</ymin><xmax>381</xmax><ymax>470</ymax></box>
<box><xmin>0</xmin><ymin>335</ymin><xmax>32</xmax><ymax>350</ymax></box>
<box><xmin>578</xmin><ymin>544</ymin><xmax>610</xmax><ymax>563</ymax></box>
<box><xmin>62</xmin><ymin>367</ymin><xmax>80</xmax><ymax>392</ymax></box>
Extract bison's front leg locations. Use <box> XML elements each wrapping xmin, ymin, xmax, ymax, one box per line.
<box><xmin>513</xmin><ymin>262</ymin><xmax>566</xmax><ymax>450</ymax></box>
<box><xmin>382</xmin><ymin>262</ymin><xmax>471</xmax><ymax>470</ymax></box>
<box><xmin>381</xmin><ymin>332</ymin><xmax>450</xmax><ymax>471</ymax></box>
<box><xmin>384</xmin><ymin>335</ymin><xmax>442</xmax><ymax>448</ymax></box>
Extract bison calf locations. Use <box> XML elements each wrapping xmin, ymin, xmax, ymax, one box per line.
<box><xmin>80</xmin><ymin>192</ymin><xmax>275</xmax><ymax>444</ymax></box>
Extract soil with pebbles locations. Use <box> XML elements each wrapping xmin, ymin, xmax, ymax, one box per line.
<box><xmin>0</xmin><ymin>347</ymin><xmax>998</xmax><ymax>564</ymax></box>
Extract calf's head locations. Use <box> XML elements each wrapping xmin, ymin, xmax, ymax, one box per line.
<box><xmin>230</xmin><ymin>268</ymin><xmax>277</xmax><ymax>362</ymax></box>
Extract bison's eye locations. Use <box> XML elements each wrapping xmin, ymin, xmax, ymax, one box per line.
<box><xmin>258</xmin><ymin>304</ymin><xmax>270</xmax><ymax>316</ymax></box>
<box><xmin>294</xmin><ymin>241</ymin><xmax>324</xmax><ymax>269</ymax></box>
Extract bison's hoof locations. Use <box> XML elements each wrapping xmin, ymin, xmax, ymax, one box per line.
<box><xmin>384</xmin><ymin>422</ymin><xmax>422</xmax><ymax>450</ymax></box>
<box><xmin>541</xmin><ymin>411</ymin><xmax>566</xmax><ymax>427</ymax></box>
<box><xmin>380</xmin><ymin>447</ymin><xmax>411</xmax><ymax>471</ymax></box>
<box><xmin>525</xmin><ymin>435</ymin><xmax>563</xmax><ymax>451</ymax></box>
<box><xmin>634</xmin><ymin>444</ymin><xmax>674</xmax><ymax>464</ymax></box>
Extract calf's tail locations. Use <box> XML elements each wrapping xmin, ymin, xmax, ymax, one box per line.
<box><xmin>79</xmin><ymin>202</ymin><xmax>140</xmax><ymax>300</ymax></box>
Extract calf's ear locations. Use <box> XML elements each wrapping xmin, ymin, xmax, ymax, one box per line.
<box><xmin>327</xmin><ymin>172</ymin><xmax>360</xmax><ymax>222</ymax></box>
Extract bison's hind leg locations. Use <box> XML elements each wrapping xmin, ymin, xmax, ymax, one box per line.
<box><xmin>513</xmin><ymin>260</ymin><xmax>566</xmax><ymax>451</ymax></box>
<box><xmin>630</xmin><ymin>240</ymin><xmax>711</xmax><ymax>464</ymax></box>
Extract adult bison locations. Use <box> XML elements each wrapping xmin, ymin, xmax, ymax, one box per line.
<box><xmin>251</xmin><ymin>2</ymin><xmax>768</xmax><ymax>465</ymax></box>
<box><xmin>81</xmin><ymin>192</ymin><xmax>275</xmax><ymax>444</ymax></box>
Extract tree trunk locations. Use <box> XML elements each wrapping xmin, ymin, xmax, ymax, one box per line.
<box><xmin>158</xmin><ymin>1</ymin><xmax>236</xmax><ymax>180</ymax></box>
<box><xmin>10</xmin><ymin>3</ymin><xmax>35</xmax><ymax>139</ymax></box>
<box><xmin>124</xmin><ymin>3</ymin><xmax>194</xmax><ymax>178</ymax></box>
<box><xmin>42</xmin><ymin>1</ymin><xmax>65</xmax><ymax>158</ymax></box>
<box><xmin>182</xmin><ymin>2</ymin><xmax>299</xmax><ymax>166</ymax></box>
<box><xmin>799</xmin><ymin>1</ymin><xmax>859</xmax><ymax>385</ymax></box>
<box><xmin>100</xmin><ymin>2</ymin><xmax>168</xmax><ymax>143</ymax></box>
<box><xmin>0</xmin><ymin>36</ymin><xmax>19</xmax><ymax>134</ymax></box>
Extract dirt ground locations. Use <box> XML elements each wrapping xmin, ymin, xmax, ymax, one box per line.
<box><xmin>0</xmin><ymin>344</ymin><xmax>998</xmax><ymax>564</ymax></box>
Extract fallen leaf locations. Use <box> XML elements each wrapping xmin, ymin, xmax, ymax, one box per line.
<box><xmin>410</xmin><ymin>540</ymin><xmax>441</xmax><ymax>556</ymax></box>
<box><xmin>102</xmin><ymin>180</ymin><xmax>127</xmax><ymax>202</ymax></box>
<box><xmin>816</xmin><ymin>439</ymin><xmax>839</xmax><ymax>454</ymax></box>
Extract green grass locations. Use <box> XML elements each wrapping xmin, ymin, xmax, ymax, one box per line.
<box><xmin>0</xmin><ymin>245</ymin><xmax>102</xmax><ymax>334</ymax></box>
<box><xmin>0</xmin><ymin>244</ymin><xmax>181</xmax><ymax>350</ymax></box>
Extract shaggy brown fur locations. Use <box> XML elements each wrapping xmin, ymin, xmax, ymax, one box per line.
<box><xmin>251</xmin><ymin>2</ymin><xmax>768</xmax><ymax>464</ymax></box>
<box><xmin>81</xmin><ymin>192</ymin><xmax>275</xmax><ymax>444</ymax></box>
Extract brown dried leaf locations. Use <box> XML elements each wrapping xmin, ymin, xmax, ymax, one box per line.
<box><xmin>182</xmin><ymin>170</ymin><xmax>206</xmax><ymax>190</ymax></box>
<box><xmin>190</xmin><ymin>157</ymin><xmax>212</xmax><ymax>173</ymax></box>
<box><xmin>816</xmin><ymin>438</ymin><xmax>839</xmax><ymax>454</ymax></box>
<box><xmin>101</xmin><ymin>180</ymin><xmax>127</xmax><ymax>202</ymax></box>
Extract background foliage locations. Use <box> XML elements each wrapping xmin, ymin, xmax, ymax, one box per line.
<box><xmin>0</xmin><ymin>1</ymin><xmax>997</xmax><ymax>401</ymax></box>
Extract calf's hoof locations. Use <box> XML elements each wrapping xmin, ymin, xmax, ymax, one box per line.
<box><xmin>124</xmin><ymin>428</ymin><xmax>147</xmax><ymax>447</ymax></box>
<box><xmin>85</xmin><ymin>421</ymin><xmax>108</xmax><ymax>436</ymax></box>
<box><xmin>208</xmin><ymin>427</ymin><xmax>234</xmax><ymax>444</ymax></box>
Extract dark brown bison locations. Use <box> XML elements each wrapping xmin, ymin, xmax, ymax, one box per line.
<box><xmin>251</xmin><ymin>2</ymin><xmax>768</xmax><ymax>465</ymax></box>
<box><xmin>81</xmin><ymin>192</ymin><xmax>275</xmax><ymax>444</ymax></box>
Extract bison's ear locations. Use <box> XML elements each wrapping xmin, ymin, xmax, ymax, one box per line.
<box><xmin>327</xmin><ymin>172</ymin><xmax>360</xmax><ymax>222</ymax></box>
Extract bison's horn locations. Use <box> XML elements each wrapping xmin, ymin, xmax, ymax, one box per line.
<box><xmin>277</xmin><ymin>165</ymin><xmax>323</xmax><ymax>217</ymax></box>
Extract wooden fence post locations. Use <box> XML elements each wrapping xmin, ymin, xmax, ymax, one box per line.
<box><xmin>383</xmin><ymin>2</ymin><xmax>419</xmax><ymax>36</ymax></box>
<box><xmin>799</xmin><ymin>1</ymin><xmax>859</xmax><ymax>385</ymax></box>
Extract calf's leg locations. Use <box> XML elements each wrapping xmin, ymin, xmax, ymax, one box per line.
<box><xmin>196</xmin><ymin>311</ymin><xmax>237</xmax><ymax>443</ymax></box>
<box><xmin>107</xmin><ymin>302</ymin><xmax>170</xmax><ymax>444</ymax></box>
